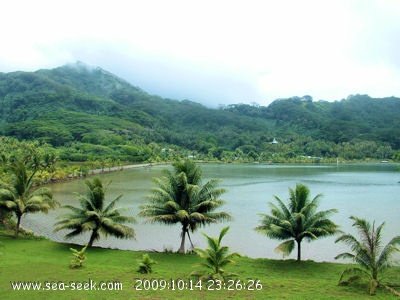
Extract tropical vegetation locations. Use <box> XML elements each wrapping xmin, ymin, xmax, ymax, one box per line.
<box><xmin>255</xmin><ymin>183</ymin><xmax>339</xmax><ymax>261</ymax></box>
<box><xmin>54</xmin><ymin>178</ymin><xmax>135</xmax><ymax>247</ymax></box>
<box><xmin>69</xmin><ymin>244</ymin><xmax>87</xmax><ymax>269</ymax></box>
<box><xmin>139</xmin><ymin>160</ymin><xmax>231</xmax><ymax>253</ymax></box>
<box><xmin>335</xmin><ymin>216</ymin><xmax>400</xmax><ymax>295</ymax></box>
<box><xmin>136</xmin><ymin>253</ymin><xmax>157</xmax><ymax>274</ymax></box>
<box><xmin>0</xmin><ymin>62</ymin><xmax>399</xmax><ymax>164</ymax></box>
<box><xmin>0</xmin><ymin>158</ymin><xmax>58</xmax><ymax>237</ymax></box>
<box><xmin>191</xmin><ymin>226</ymin><xmax>241</xmax><ymax>280</ymax></box>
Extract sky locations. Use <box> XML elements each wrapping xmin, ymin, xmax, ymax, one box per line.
<box><xmin>1</xmin><ymin>0</ymin><xmax>400</xmax><ymax>107</ymax></box>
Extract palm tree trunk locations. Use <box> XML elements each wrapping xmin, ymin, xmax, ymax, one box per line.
<box><xmin>15</xmin><ymin>214</ymin><xmax>22</xmax><ymax>238</ymax></box>
<box><xmin>88</xmin><ymin>229</ymin><xmax>98</xmax><ymax>247</ymax></box>
<box><xmin>187</xmin><ymin>231</ymin><xmax>194</xmax><ymax>249</ymax></box>
<box><xmin>297</xmin><ymin>240</ymin><xmax>301</xmax><ymax>262</ymax></box>
<box><xmin>178</xmin><ymin>226</ymin><xmax>186</xmax><ymax>254</ymax></box>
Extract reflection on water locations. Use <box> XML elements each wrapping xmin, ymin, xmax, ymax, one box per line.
<box><xmin>22</xmin><ymin>163</ymin><xmax>400</xmax><ymax>262</ymax></box>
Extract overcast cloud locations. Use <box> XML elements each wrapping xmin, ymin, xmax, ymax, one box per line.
<box><xmin>1</xmin><ymin>0</ymin><xmax>399</xmax><ymax>106</ymax></box>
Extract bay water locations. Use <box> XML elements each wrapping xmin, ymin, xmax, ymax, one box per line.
<box><xmin>22</xmin><ymin>163</ymin><xmax>400</xmax><ymax>262</ymax></box>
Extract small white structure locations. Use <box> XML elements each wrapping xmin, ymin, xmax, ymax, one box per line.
<box><xmin>271</xmin><ymin>138</ymin><xmax>278</xmax><ymax>144</ymax></box>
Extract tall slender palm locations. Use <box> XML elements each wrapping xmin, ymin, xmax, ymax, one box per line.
<box><xmin>55</xmin><ymin>178</ymin><xmax>135</xmax><ymax>247</ymax></box>
<box><xmin>0</xmin><ymin>160</ymin><xmax>58</xmax><ymax>237</ymax></box>
<box><xmin>139</xmin><ymin>160</ymin><xmax>231</xmax><ymax>253</ymax></box>
<box><xmin>255</xmin><ymin>183</ymin><xmax>339</xmax><ymax>261</ymax></box>
<box><xmin>335</xmin><ymin>216</ymin><xmax>400</xmax><ymax>295</ymax></box>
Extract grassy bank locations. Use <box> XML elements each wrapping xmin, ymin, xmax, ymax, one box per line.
<box><xmin>0</xmin><ymin>232</ymin><xmax>399</xmax><ymax>299</ymax></box>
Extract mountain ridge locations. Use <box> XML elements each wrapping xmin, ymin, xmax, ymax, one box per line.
<box><xmin>0</xmin><ymin>62</ymin><xmax>399</xmax><ymax>161</ymax></box>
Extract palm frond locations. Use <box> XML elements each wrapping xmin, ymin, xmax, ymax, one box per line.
<box><xmin>270</xmin><ymin>196</ymin><xmax>291</xmax><ymax>218</ymax></box>
<box><xmin>176</xmin><ymin>209</ymin><xmax>190</xmax><ymax>221</ymax></box>
<box><xmin>58</xmin><ymin>205</ymin><xmax>85</xmax><ymax>216</ymax></box>
<box><xmin>202</xmin><ymin>211</ymin><xmax>232</xmax><ymax>222</ymax></box>
<box><xmin>377</xmin><ymin>235</ymin><xmax>400</xmax><ymax>271</ymax></box>
<box><xmin>64</xmin><ymin>228</ymin><xmax>84</xmax><ymax>239</ymax></box>
<box><xmin>0</xmin><ymin>188</ymin><xmax>16</xmax><ymax>201</ymax></box>
<box><xmin>109</xmin><ymin>214</ymin><xmax>136</xmax><ymax>224</ymax></box>
<box><xmin>335</xmin><ymin>252</ymin><xmax>356</xmax><ymax>260</ymax></box>
<box><xmin>163</xmin><ymin>200</ymin><xmax>180</xmax><ymax>211</ymax></box>
<box><xmin>0</xmin><ymin>199</ymin><xmax>18</xmax><ymax>210</ymax></box>
<box><xmin>100</xmin><ymin>219</ymin><xmax>135</xmax><ymax>239</ymax></box>
<box><xmin>338</xmin><ymin>267</ymin><xmax>371</xmax><ymax>285</ymax></box>
<box><xmin>218</xmin><ymin>226</ymin><xmax>230</xmax><ymax>244</ymax></box>
<box><xmin>189</xmin><ymin>212</ymin><xmax>206</xmax><ymax>222</ymax></box>
<box><xmin>350</xmin><ymin>216</ymin><xmax>373</xmax><ymax>250</ymax></box>
<box><xmin>144</xmin><ymin>214</ymin><xmax>178</xmax><ymax>224</ymax></box>
<box><xmin>103</xmin><ymin>194</ymin><xmax>123</xmax><ymax>214</ymax></box>
<box><xmin>275</xmin><ymin>239</ymin><xmax>295</xmax><ymax>257</ymax></box>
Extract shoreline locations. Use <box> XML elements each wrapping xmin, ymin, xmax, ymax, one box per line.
<box><xmin>44</xmin><ymin>159</ymin><xmax>400</xmax><ymax>186</ymax></box>
<box><xmin>45</xmin><ymin>162</ymin><xmax>170</xmax><ymax>185</ymax></box>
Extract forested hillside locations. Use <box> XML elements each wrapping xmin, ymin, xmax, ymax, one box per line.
<box><xmin>0</xmin><ymin>62</ymin><xmax>399</xmax><ymax>162</ymax></box>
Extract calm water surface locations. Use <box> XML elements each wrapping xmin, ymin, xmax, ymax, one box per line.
<box><xmin>23</xmin><ymin>163</ymin><xmax>400</xmax><ymax>262</ymax></box>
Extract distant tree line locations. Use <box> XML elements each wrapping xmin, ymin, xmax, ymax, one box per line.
<box><xmin>0</xmin><ymin>64</ymin><xmax>399</xmax><ymax>163</ymax></box>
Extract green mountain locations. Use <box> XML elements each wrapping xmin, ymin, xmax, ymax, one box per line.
<box><xmin>0</xmin><ymin>62</ymin><xmax>399</xmax><ymax>162</ymax></box>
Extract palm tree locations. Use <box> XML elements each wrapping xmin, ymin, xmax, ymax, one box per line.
<box><xmin>191</xmin><ymin>226</ymin><xmax>241</xmax><ymax>280</ymax></box>
<box><xmin>255</xmin><ymin>183</ymin><xmax>339</xmax><ymax>261</ymax></box>
<box><xmin>55</xmin><ymin>178</ymin><xmax>135</xmax><ymax>247</ymax></box>
<box><xmin>0</xmin><ymin>160</ymin><xmax>58</xmax><ymax>238</ymax></box>
<box><xmin>172</xmin><ymin>159</ymin><xmax>202</xmax><ymax>184</ymax></box>
<box><xmin>139</xmin><ymin>160</ymin><xmax>231</xmax><ymax>253</ymax></box>
<box><xmin>335</xmin><ymin>216</ymin><xmax>400</xmax><ymax>295</ymax></box>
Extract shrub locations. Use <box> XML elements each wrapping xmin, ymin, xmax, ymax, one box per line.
<box><xmin>69</xmin><ymin>245</ymin><xmax>87</xmax><ymax>269</ymax></box>
<box><xmin>137</xmin><ymin>254</ymin><xmax>157</xmax><ymax>274</ymax></box>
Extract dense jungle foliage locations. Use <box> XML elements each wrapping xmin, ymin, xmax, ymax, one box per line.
<box><xmin>0</xmin><ymin>62</ymin><xmax>399</xmax><ymax>163</ymax></box>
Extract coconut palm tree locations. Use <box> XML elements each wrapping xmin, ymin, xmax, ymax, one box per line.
<box><xmin>335</xmin><ymin>216</ymin><xmax>400</xmax><ymax>295</ymax></box>
<box><xmin>139</xmin><ymin>160</ymin><xmax>231</xmax><ymax>253</ymax></box>
<box><xmin>0</xmin><ymin>160</ymin><xmax>58</xmax><ymax>238</ymax></box>
<box><xmin>255</xmin><ymin>183</ymin><xmax>339</xmax><ymax>261</ymax></box>
<box><xmin>55</xmin><ymin>178</ymin><xmax>135</xmax><ymax>247</ymax></box>
<box><xmin>191</xmin><ymin>226</ymin><xmax>241</xmax><ymax>280</ymax></box>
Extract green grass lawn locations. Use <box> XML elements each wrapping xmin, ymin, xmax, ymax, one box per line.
<box><xmin>0</xmin><ymin>232</ymin><xmax>399</xmax><ymax>299</ymax></box>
